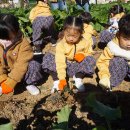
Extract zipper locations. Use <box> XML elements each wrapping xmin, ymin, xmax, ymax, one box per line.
<box><xmin>3</xmin><ymin>49</ymin><xmax>8</xmax><ymax>66</ymax></box>
<box><xmin>73</xmin><ymin>44</ymin><xmax>76</xmax><ymax>59</ymax></box>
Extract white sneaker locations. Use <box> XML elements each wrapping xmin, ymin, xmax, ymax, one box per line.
<box><xmin>34</xmin><ymin>52</ymin><xmax>43</xmax><ymax>55</ymax></box>
<box><xmin>73</xmin><ymin>76</ymin><xmax>85</xmax><ymax>92</ymax></box>
<box><xmin>51</xmin><ymin>80</ymin><xmax>59</xmax><ymax>93</ymax></box>
<box><xmin>26</xmin><ymin>85</ymin><xmax>40</xmax><ymax>95</ymax></box>
<box><xmin>0</xmin><ymin>87</ymin><xmax>2</xmax><ymax>95</ymax></box>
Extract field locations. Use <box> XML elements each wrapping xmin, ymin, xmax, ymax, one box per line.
<box><xmin>0</xmin><ymin>43</ymin><xmax>129</xmax><ymax>130</ymax></box>
<box><xmin>0</xmin><ymin>1</ymin><xmax>130</xmax><ymax>130</ymax></box>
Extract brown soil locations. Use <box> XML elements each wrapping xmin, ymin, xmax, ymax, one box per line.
<box><xmin>0</xmin><ymin>43</ymin><xmax>130</xmax><ymax>130</ymax></box>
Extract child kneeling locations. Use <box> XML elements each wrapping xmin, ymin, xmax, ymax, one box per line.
<box><xmin>97</xmin><ymin>14</ymin><xmax>130</xmax><ymax>91</ymax></box>
<box><xmin>42</xmin><ymin>16</ymin><xmax>96</xmax><ymax>93</ymax></box>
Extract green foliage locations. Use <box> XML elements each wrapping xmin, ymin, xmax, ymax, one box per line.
<box><xmin>86</xmin><ymin>93</ymin><xmax>121</xmax><ymax>121</ymax></box>
<box><xmin>52</xmin><ymin>4</ymin><xmax>84</xmax><ymax>31</ymax></box>
<box><xmin>92</xmin><ymin>126</ymin><xmax>107</xmax><ymax>130</ymax></box>
<box><xmin>0</xmin><ymin>8</ymin><xmax>32</xmax><ymax>37</ymax></box>
<box><xmin>52</xmin><ymin>105</ymin><xmax>72</xmax><ymax>130</ymax></box>
<box><xmin>1</xmin><ymin>2</ymin><xmax>130</xmax><ymax>36</ymax></box>
<box><xmin>0</xmin><ymin>123</ymin><xmax>13</xmax><ymax>130</ymax></box>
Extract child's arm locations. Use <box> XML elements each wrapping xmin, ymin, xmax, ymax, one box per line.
<box><xmin>97</xmin><ymin>47</ymin><xmax>114</xmax><ymax>79</ymax></box>
<box><xmin>55</xmin><ymin>42</ymin><xmax>66</xmax><ymax>80</ymax></box>
<box><xmin>84</xmin><ymin>41</ymin><xmax>93</xmax><ymax>57</ymax></box>
<box><xmin>97</xmin><ymin>47</ymin><xmax>114</xmax><ymax>90</ymax></box>
<box><xmin>29</xmin><ymin>8</ymin><xmax>35</xmax><ymax>23</ymax></box>
<box><xmin>3</xmin><ymin>38</ymin><xmax>33</xmax><ymax>89</ymax></box>
<box><xmin>92</xmin><ymin>29</ymin><xmax>98</xmax><ymax>36</ymax></box>
<box><xmin>0</xmin><ymin>63</ymin><xmax>7</xmax><ymax>83</ymax></box>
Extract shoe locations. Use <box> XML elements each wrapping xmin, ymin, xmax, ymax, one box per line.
<box><xmin>0</xmin><ymin>87</ymin><xmax>2</xmax><ymax>96</ymax></box>
<box><xmin>50</xmin><ymin>39</ymin><xmax>57</xmax><ymax>47</ymax></box>
<box><xmin>51</xmin><ymin>43</ymin><xmax>56</xmax><ymax>47</ymax></box>
<box><xmin>73</xmin><ymin>76</ymin><xmax>85</xmax><ymax>92</ymax></box>
<box><xmin>33</xmin><ymin>46</ymin><xmax>43</xmax><ymax>55</ymax></box>
<box><xmin>51</xmin><ymin>80</ymin><xmax>59</xmax><ymax>93</ymax></box>
<box><xmin>26</xmin><ymin>85</ymin><xmax>40</xmax><ymax>95</ymax></box>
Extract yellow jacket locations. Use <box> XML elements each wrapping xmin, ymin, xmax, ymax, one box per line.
<box><xmin>0</xmin><ymin>37</ymin><xmax>33</xmax><ymax>88</ymax></box>
<box><xmin>113</xmin><ymin>12</ymin><xmax>125</xmax><ymax>19</ymax></box>
<box><xmin>83</xmin><ymin>23</ymin><xmax>97</xmax><ymax>46</ymax></box>
<box><xmin>97</xmin><ymin>36</ymin><xmax>130</xmax><ymax>79</ymax></box>
<box><xmin>29</xmin><ymin>1</ymin><xmax>52</xmax><ymax>23</ymax></box>
<box><xmin>55</xmin><ymin>37</ymin><xmax>93</xmax><ymax>80</ymax></box>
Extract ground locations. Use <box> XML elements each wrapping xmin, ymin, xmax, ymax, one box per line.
<box><xmin>0</xmin><ymin>43</ymin><xmax>130</xmax><ymax>130</ymax></box>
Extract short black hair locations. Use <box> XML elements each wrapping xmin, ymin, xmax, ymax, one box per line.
<box><xmin>63</xmin><ymin>16</ymin><xmax>83</xmax><ymax>34</ymax></box>
<box><xmin>0</xmin><ymin>14</ymin><xmax>20</xmax><ymax>40</ymax></box>
<box><xmin>118</xmin><ymin>14</ymin><xmax>130</xmax><ymax>37</ymax></box>
<box><xmin>109</xmin><ymin>5</ymin><xmax>124</xmax><ymax>15</ymax></box>
<box><xmin>36</xmin><ymin>0</ymin><xmax>45</xmax><ymax>3</ymax></box>
<box><xmin>79</xmin><ymin>12</ymin><xmax>92</xmax><ymax>24</ymax></box>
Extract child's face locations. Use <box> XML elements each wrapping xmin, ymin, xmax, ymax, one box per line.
<box><xmin>64</xmin><ymin>27</ymin><xmax>81</xmax><ymax>44</ymax></box>
<box><xmin>118</xmin><ymin>34</ymin><xmax>130</xmax><ymax>50</ymax></box>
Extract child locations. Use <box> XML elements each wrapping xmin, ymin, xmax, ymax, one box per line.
<box><xmin>0</xmin><ymin>14</ymin><xmax>36</xmax><ymax>95</ymax></box>
<box><xmin>97</xmin><ymin>14</ymin><xmax>130</xmax><ymax>91</ymax></box>
<box><xmin>75</xmin><ymin>0</ymin><xmax>90</xmax><ymax>12</ymax></box>
<box><xmin>42</xmin><ymin>16</ymin><xmax>96</xmax><ymax>93</ymax></box>
<box><xmin>49</xmin><ymin>0</ymin><xmax>68</xmax><ymax>11</ymax></box>
<box><xmin>29</xmin><ymin>0</ymin><xmax>56</xmax><ymax>55</ymax></box>
<box><xmin>80</xmin><ymin>12</ymin><xmax>98</xmax><ymax>48</ymax></box>
<box><xmin>100</xmin><ymin>5</ymin><xmax>125</xmax><ymax>46</ymax></box>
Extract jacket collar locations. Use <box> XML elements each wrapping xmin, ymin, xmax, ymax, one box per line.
<box><xmin>37</xmin><ymin>1</ymin><xmax>49</xmax><ymax>8</ymax></box>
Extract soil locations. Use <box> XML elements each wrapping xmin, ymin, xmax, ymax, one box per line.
<box><xmin>0</xmin><ymin>43</ymin><xmax>130</xmax><ymax>130</ymax></box>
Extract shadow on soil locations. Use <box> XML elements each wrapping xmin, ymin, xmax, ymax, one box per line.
<box><xmin>1</xmin><ymin>82</ymin><xmax>130</xmax><ymax>130</ymax></box>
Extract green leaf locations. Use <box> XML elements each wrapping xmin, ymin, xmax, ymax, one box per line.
<box><xmin>18</xmin><ymin>17</ymin><xmax>29</xmax><ymax>22</ymax></box>
<box><xmin>92</xmin><ymin>126</ymin><xmax>107</xmax><ymax>130</ymax></box>
<box><xmin>0</xmin><ymin>123</ymin><xmax>13</xmax><ymax>130</ymax></box>
<box><xmin>57</xmin><ymin>105</ymin><xmax>72</xmax><ymax>123</ymax></box>
<box><xmin>86</xmin><ymin>93</ymin><xmax>121</xmax><ymax>121</ymax></box>
<box><xmin>52</xmin><ymin>122</ymin><xmax>71</xmax><ymax>130</ymax></box>
<box><xmin>52</xmin><ymin>105</ymin><xmax>72</xmax><ymax>130</ymax></box>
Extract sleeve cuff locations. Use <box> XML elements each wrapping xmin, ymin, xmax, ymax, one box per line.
<box><xmin>4</xmin><ymin>78</ymin><xmax>17</xmax><ymax>88</ymax></box>
<box><xmin>101</xmin><ymin>74</ymin><xmax>110</xmax><ymax>79</ymax></box>
<box><xmin>0</xmin><ymin>74</ymin><xmax>7</xmax><ymax>83</ymax></box>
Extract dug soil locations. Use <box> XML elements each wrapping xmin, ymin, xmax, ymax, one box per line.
<box><xmin>0</xmin><ymin>43</ymin><xmax>130</xmax><ymax>130</ymax></box>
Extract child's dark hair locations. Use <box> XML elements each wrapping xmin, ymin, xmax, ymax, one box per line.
<box><xmin>63</xmin><ymin>16</ymin><xmax>83</xmax><ymax>34</ymax></box>
<box><xmin>118</xmin><ymin>14</ymin><xmax>130</xmax><ymax>37</ymax></box>
<box><xmin>79</xmin><ymin>12</ymin><xmax>92</xmax><ymax>24</ymax></box>
<box><xmin>0</xmin><ymin>14</ymin><xmax>22</xmax><ymax>40</ymax></box>
<box><xmin>36</xmin><ymin>0</ymin><xmax>45</xmax><ymax>3</ymax></box>
<box><xmin>109</xmin><ymin>5</ymin><xmax>124</xmax><ymax>16</ymax></box>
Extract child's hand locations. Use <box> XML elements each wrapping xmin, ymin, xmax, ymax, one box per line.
<box><xmin>58</xmin><ymin>79</ymin><xmax>67</xmax><ymax>91</ymax></box>
<box><xmin>74</xmin><ymin>53</ymin><xmax>85</xmax><ymax>62</ymax></box>
<box><xmin>1</xmin><ymin>82</ymin><xmax>13</xmax><ymax>94</ymax></box>
<box><xmin>99</xmin><ymin>77</ymin><xmax>111</xmax><ymax>91</ymax></box>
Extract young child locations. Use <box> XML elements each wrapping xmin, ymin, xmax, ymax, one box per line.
<box><xmin>0</xmin><ymin>14</ymin><xmax>35</xmax><ymax>95</ymax></box>
<box><xmin>75</xmin><ymin>0</ymin><xmax>90</xmax><ymax>12</ymax></box>
<box><xmin>100</xmin><ymin>5</ymin><xmax>125</xmax><ymax>46</ymax></box>
<box><xmin>42</xmin><ymin>16</ymin><xmax>96</xmax><ymax>93</ymax></box>
<box><xmin>97</xmin><ymin>14</ymin><xmax>130</xmax><ymax>91</ymax></box>
<box><xmin>80</xmin><ymin>12</ymin><xmax>98</xmax><ymax>48</ymax></box>
<box><xmin>29</xmin><ymin>0</ymin><xmax>55</xmax><ymax>55</ymax></box>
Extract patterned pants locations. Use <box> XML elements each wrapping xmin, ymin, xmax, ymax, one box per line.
<box><xmin>42</xmin><ymin>53</ymin><xmax>96</xmax><ymax>78</ymax></box>
<box><xmin>100</xmin><ymin>30</ymin><xmax>115</xmax><ymax>44</ymax></box>
<box><xmin>109</xmin><ymin>57</ymin><xmax>130</xmax><ymax>87</ymax></box>
<box><xmin>32</xmin><ymin>16</ymin><xmax>54</xmax><ymax>46</ymax></box>
<box><xmin>25</xmin><ymin>56</ymin><xmax>44</xmax><ymax>85</ymax></box>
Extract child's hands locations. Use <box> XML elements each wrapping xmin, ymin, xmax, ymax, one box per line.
<box><xmin>99</xmin><ymin>77</ymin><xmax>111</xmax><ymax>91</ymax></box>
<box><xmin>1</xmin><ymin>82</ymin><xmax>13</xmax><ymax>94</ymax></box>
<box><xmin>58</xmin><ymin>79</ymin><xmax>67</xmax><ymax>91</ymax></box>
<box><xmin>74</xmin><ymin>53</ymin><xmax>85</xmax><ymax>62</ymax></box>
